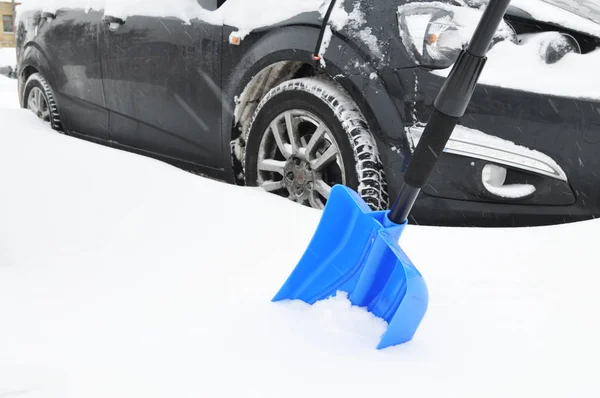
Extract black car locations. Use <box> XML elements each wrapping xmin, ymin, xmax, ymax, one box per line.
<box><xmin>14</xmin><ymin>0</ymin><xmax>600</xmax><ymax>227</ymax></box>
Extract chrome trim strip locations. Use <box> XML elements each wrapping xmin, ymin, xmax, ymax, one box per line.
<box><xmin>407</xmin><ymin>125</ymin><xmax>568</xmax><ymax>182</ymax></box>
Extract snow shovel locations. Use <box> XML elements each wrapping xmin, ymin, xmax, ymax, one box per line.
<box><xmin>273</xmin><ymin>0</ymin><xmax>512</xmax><ymax>349</ymax></box>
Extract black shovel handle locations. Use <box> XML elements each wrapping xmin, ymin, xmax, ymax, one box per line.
<box><xmin>388</xmin><ymin>0</ymin><xmax>512</xmax><ymax>224</ymax></box>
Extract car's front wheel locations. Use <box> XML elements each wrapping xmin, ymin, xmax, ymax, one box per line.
<box><xmin>22</xmin><ymin>72</ymin><xmax>62</xmax><ymax>131</ymax></box>
<box><xmin>243</xmin><ymin>77</ymin><xmax>388</xmax><ymax>210</ymax></box>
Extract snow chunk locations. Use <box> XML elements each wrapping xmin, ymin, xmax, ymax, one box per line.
<box><xmin>483</xmin><ymin>182</ymin><xmax>537</xmax><ymax>198</ymax></box>
<box><xmin>0</xmin><ymin>48</ymin><xmax>17</xmax><ymax>69</ymax></box>
<box><xmin>278</xmin><ymin>291</ymin><xmax>388</xmax><ymax>346</ymax></box>
<box><xmin>482</xmin><ymin>164</ymin><xmax>537</xmax><ymax>199</ymax></box>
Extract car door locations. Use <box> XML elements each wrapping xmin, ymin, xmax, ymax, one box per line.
<box><xmin>36</xmin><ymin>8</ymin><xmax>109</xmax><ymax>139</ymax></box>
<box><xmin>98</xmin><ymin>0</ymin><xmax>224</xmax><ymax>168</ymax></box>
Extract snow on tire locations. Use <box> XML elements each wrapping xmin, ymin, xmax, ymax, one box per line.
<box><xmin>242</xmin><ymin>77</ymin><xmax>388</xmax><ymax>211</ymax></box>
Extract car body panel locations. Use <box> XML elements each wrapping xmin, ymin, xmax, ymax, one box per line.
<box><xmin>99</xmin><ymin>15</ymin><xmax>224</xmax><ymax>167</ymax></box>
<box><xmin>220</xmin><ymin>21</ymin><xmax>411</xmax><ymax>183</ymax></box>
<box><xmin>379</xmin><ymin>66</ymin><xmax>600</xmax><ymax>226</ymax></box>
<box><xmin>13</xmin><ymin>0</ymin><xmax>600</xmax><ymax>227</ymax></box>
<box><xmin>18</xmin><ymin>9</ymin><xmax>109</xmax><ymax>140</ymax></box>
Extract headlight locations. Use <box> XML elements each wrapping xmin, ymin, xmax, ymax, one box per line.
<box><xmin>397</xmin><ymin>1</ymin><xmax>518</xmax><ymax>68</ymax></box>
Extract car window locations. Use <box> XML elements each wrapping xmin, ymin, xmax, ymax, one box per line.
<box><xmin>2</xmin><ymin>15</ymin><xmax>13</xmax><ymax>33</ymax></box>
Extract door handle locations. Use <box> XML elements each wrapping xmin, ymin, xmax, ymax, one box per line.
<box><xmin>102</xmin><ymin>15</ymin><xmax>125</xmax><ymax>25</ymax></box>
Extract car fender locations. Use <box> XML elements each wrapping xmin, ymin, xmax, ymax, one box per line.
<box><xmin>17</xmin><ymin>43</ymin><xmax>60</xmax><ymax>107</ymax></box>
<box><xmin>221</xmin><ymin>25</ymin><xmax>409</xmax><ymax>186</ymax></box>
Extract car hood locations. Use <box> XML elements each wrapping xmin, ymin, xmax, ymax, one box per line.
<box><xmin>541</xmin><ymin>0</ymin><xmax>600</xmax><ymax>25</ymax></box>
<box><xmin>509</xmin><ymin>0</ymin><xmax>600</xmax><ymax>38</ymax></box>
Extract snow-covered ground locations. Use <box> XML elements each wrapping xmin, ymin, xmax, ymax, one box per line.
<box><xmin>1</xmin><ymin>74</ymin><xmax>599</xmax><ymax>397</ymax></box>
<box><xmin>0</xmin><ymin>74</ymin><xmax>19</xmax><ymax>109</ymax></box>
<box><xmin>0</xmin><ymin>47</ymin><xmax>17</xmax><ymax>69</ymax></box>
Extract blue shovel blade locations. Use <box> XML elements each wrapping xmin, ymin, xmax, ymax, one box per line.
<box><xmin>272</xmin><ymin>185</ymin><xmax>429</xmax><ymax>349</ymax></box>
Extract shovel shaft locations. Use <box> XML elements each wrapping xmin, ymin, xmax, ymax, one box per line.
<box><xmin>388</xmin><ymin>0</ymin><xmax>512</xmax><ymax>225</ymax></box>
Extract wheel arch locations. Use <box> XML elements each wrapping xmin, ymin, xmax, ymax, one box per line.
<box><xmin>221</xmin><ymin>25</ymin><xmax>409</xmax><ymax>188</ymax></box>
<box><xmin>17</xmin><ymin>43</ymin><xmax>59</xmax><ymax>108</ymax></box>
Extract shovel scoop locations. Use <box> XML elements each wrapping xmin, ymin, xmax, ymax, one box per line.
<box><xmin>272</xmin><ymin>0</ymin><xmax>512</xmax><ymax>349</ymax></box>
<box><xmin>272</xmin><ymin>184</ymin><xmax>428</xmax><ymax>349</ymax></box>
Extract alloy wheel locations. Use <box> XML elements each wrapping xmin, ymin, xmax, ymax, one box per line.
<box><xmin>256</xmin><ymin>109</ymin><xmax>346</xmax><ymax>209</ymax></box>
<box><xmin>27</xmin><ymin>87</ymin><xmax>51</xmax><ymax>124</ymax></box>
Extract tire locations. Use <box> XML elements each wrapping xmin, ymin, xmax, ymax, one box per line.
<box><xmin>22</xmin><ymin>72</ymin><xmax>63</xmax><ymax>131</ymax></box>
<box><xmin>242</xmin><ymin>77</ymin><xmax>388</xmax><ymax>210</ymax></box>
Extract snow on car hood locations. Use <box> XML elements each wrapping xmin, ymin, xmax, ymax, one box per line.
<box><xmin>540</xmin><ymin>0</ymin><xmax>600</xmax><ymax>28</ymax></box>
<box><xmin>424</xmin><ymin>0</ymin><xmax>600</xmax><ymax>101</ymax></box>
<box><xmin>511</xmin><ymin>0</ymin><xmax>600</xmax><ymax>38</ymax></box>
<box><xmin>431</xmin><ymin>32</ymin><xmax>600</xmax><ymax>101</ymax></box>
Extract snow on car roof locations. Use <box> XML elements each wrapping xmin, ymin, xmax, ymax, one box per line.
<box><xmin>16</xmin><ymin>0</ymin><xmax>325</xmax><ymax>38</ymax></box>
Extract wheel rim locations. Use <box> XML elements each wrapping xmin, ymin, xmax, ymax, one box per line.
<box><xmin>256</xmin><ymin>109</ymin><xmax>346</xmax><ymax>210</ymax></box>
<box><xmin>27</xmin><ymin>87</ymin><xmax>51</xmax><ymax>124</ymax></box>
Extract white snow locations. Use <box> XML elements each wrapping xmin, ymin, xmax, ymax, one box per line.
<box><xmin>483</xmin><ymin>182</ymin><xmax>537</xmax><ymax>198</ymax></box>
<box><xmin>0</xmin><ymin>47</ymin><xmax>17</xmax><ymax>69</ymax></box>
<box><xmin>482</xmin><ymin>164</ymin><xmax>537</xmax><ymax>199</ymax></box>
<box><xmin>396</xmin><ymin>1</ymin><xmax>600</xmax><ymax>100</ymax></box>
<box><xmin>318</xmin><ymin>25</ymin><xmax>333</xmax><ymax>67</ymax></box>
<box><xmin>413</xmin><ymin>1</ymin><xmax>600</xmax><ymax>100</ymax></box>
<box><xmin>511</xmin><ymin>0</ymin><xmax>600</xmax><ymax>38</ymax></box>
<box><xmin>433</xmin><ymin>37</ymin><xmax>600</xmax><ymax>100</ymax></box>
<box><xmin>0</xmin><ymin>73</ymin><xmax>19</xmax><ymax>109</ymax></box>
<box><xmin>1</xmin><ymin>74</ymin><xmax>600</xmax><ymax>397</ymax></box>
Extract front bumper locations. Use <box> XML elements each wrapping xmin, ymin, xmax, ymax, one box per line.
<box><xmin>378</xmin><ymin>67</ymin><xmax>600</xmax><ymax>227</ymax></box>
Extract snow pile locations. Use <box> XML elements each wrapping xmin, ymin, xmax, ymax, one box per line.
<box><xmin>0</xmin><ymin>47</ymin><xmax>16</xmax><ymax>69</ymax></box>
<box><xmin>0</xmin><ymin>73</ymin><xmax>19</xmax><ymax>109</ymax></box>
<box><xmin>1</xmin><ymin>75</ymin><xmax>600</xmax><ymax>397</ymax></box>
